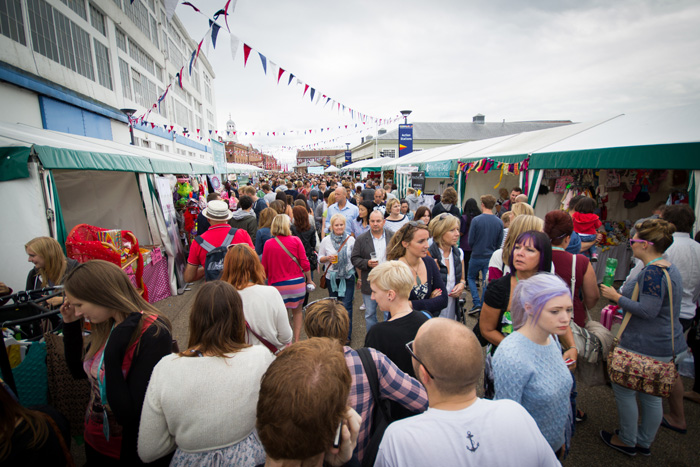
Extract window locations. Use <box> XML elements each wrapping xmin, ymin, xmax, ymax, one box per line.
<box><xmin>0</xmin><ymin>0</ymin><xmax>26</xmax><ymax>45</ymax></box>
<box><xmin>191</xmin><ymin>70</ymin><xmax>200</xmax><ymax>92</ymax></box>
<box><xmin>28</xmin><ymin>0</ymin><xmax>59</xmax><ymax>62</ymax></box>
<box><xmin>167</xmin><ymin>37</ymin><xmax>184</xmax><ymax>68</ymax></box>
<box><xmin>94</xmin><ymin>39</ymin><xmax>112</xmax><ymax>89</ymax></box>
<box><xmin>174</xmin><ymin>99</ymin><xmax>189</xmax><ymax>128</ymax></box>
<box><xmin>89</xmin><ymin>4</ymin><xmax>105</xmax><ymax>36</ymax></box>
<box><xmin>115</xmin><ymin>27</ymin><xmax>126</xmax><ymax>52</ymax></box>
<box><xmin>128</xmin><ymin>38</ymin><xmax>155</xmax><ymax>75</ymax></box>
<box><xmin>122</xmin><ymin>0</ymin><xmax>151</xmax><ymax>42</ymax></box>
<box><xmin>149</xmin><ymin>14</ymin><xmax>158</xmax><ymax>48</ymax></box>
<box><xmin>118</xmin><ymin>58</ymin><xmax>131</xmax><ymax>99</ymax></box>
<box><xmin>196</xmin><ymin>115</ymin><xmax>203</xmax><ymax>132</ymax></box>
<box><xmin>141</xmin><ymin>139</ymin><xmax>150</xmax><ymax>148</ymax></box>
<box><xmin>28</xmin><ymin>0</ymin><xmax>94</xmax><ymax>80</ymax></box>
<box><xmin>203</xmin><ymin>73</ymin><xmax>212</xmax><ymax>104</ymax></box>
<box><xmin>207</xmin><ymin>110</ymin><xmax>214</xmax><ymax>122</ymax></box>
<box><xmin>132</xmin><ymin>68</ymin><xmax>144</xmax><ymax>106</ymax></box>
<box><xmin>146</xmin><ymin>0</ymin><xmax>155</xmax><ymax>12</ymax></box>
<box><xmin>155</xmin><ymin>64</ymin><xmax>163</xmax><ymax>82</ymax></box>
<box><xmin>60</xmin><ymin>0</ymin><xmax>87</xmax><ymax>21</ymax></box>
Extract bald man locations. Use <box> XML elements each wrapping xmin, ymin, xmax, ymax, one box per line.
<box><xmin>514</xmin><ymin>194</ymin><xmax>529</xmax><ymax>204</ymax></box>
<box><xmin>325</xmin><ymin>186</ymin><xmax>359</xmax><ymax>235</ymax></box>
<box><xmin>375</xmin><ymin>319</ymin><xmax>558</xmax><ymax>466</ymax></box>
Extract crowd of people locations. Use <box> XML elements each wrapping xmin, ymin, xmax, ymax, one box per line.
<box><xmin>3</xmin><ymin>173</ymin><xmax>700</xmax><ymax>467</ymax></box>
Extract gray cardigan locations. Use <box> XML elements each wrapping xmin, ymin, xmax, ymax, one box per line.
<box><xmin>618</xmin><ymin>264</ymin><xmax>686</xmax><ymax>357</ymax></box>
<box><xmin>350</xmin><ymin>229</ymin><xmax>393</xmax><ymax>295</ymax></box>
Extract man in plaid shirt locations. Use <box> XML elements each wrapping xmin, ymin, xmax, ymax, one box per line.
<box><xmin>304</xmin><ymin>298</ymin><xmax>428</xmax><ymax>464</ymax></box>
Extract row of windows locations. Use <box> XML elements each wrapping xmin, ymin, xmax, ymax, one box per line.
<box><xmin>128</xmin><ymin>37</ymin><xmax>154</xmax><ymax>76</ymax></box>
<box><xmin>0</xmin><ymin>0</ymin><xmax>26</xmax><ymax>45</ymax></box>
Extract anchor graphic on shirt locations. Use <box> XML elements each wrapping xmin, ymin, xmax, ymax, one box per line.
<box><xmin>466</xmin><ymin>431</ymin><xmax>479</xmax><ymax>452</ymax></box>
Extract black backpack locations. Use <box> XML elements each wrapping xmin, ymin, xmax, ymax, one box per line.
<box><xmin>195</xmin><ymin>227</ymin><xmax>238</xmax><ymax>281</ymax></box>
<box><xmin>357</xmin><ymin>348</ymin><xmax>392</xmax><ymax>467</ymax></box>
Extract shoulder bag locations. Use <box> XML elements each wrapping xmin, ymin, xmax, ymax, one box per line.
<box><xmin>607</xmin><ymin>267</ymin><xmax>678</xmax><ymax>398</ymax></box>
<box><xmin>357</xmin><ymin>348</ymin><xmax>391</xmax><ymax>467</ymax></box>
<box><xmin>567</xmin><ymin>254</ymin><xmax>604</xmax><ymax>363</ymax></box>
<box><xmin>275</xmin><ymin>237</ymin><xmax>305</xmax><ymax>276</ymax></box>
<box><xmin>245</xmin><ymin>322</ymin><xmax>279</xmax><ymax>354</ymax></box>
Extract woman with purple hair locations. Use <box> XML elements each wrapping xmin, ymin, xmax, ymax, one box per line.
<box><xmin>492</xmin><ymin>273</ymin><xmax>574</xmax><ymax>458</ymax></box>
<box><xmin>479</xmin><ymin>230</ymin><xmax>553</xmax><ymax>399</ymax></box>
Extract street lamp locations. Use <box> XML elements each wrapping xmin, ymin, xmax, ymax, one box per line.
<box><xmin>400</xmin><ymin>110</ymin><xmax>412</xmax><ymax>124</ymax></box>
<box><xmin>120</xmin><ymin>108</ymin><xmax>137</xmax><ymax>145</ymax></box>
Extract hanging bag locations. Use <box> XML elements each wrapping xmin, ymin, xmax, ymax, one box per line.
<box><xmin>357</xmin><ymin>348</ymin><xmax>392</xmax><ymax>467</ymax></box>
<box><xmin>607</xmin><ymin>268</ymin><xmax>678</xmax><ymax>398</ymax></box>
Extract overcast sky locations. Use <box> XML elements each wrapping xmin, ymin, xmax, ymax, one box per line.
<box><xmin>177</xmin><ymin>0</ymin><xmax>700</xmax><ymax>166</ymax></box>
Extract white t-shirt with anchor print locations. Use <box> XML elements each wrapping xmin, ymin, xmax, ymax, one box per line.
<box><xmin>375</xmin><ymin>398</ymin><xmax>559</xmax><ymax>467</ymax></box>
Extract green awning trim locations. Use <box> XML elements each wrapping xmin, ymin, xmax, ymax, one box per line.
<box><xmin>191</xmin><ymin>162</ymin><xmax>214</xmax><ymax>174</ymax></box>
<box><xmin>34</xmin><ymin>145</ymin><xmax>152</xmax><ymax>173</ymax></box>
<box><xmin>0</xmin><ymin>146</ymin><xmax>32</xmax><ymax>181</ymax></box>
<box><xmin>150</xmin><ymin>159</ymin><xmax>193</xmax><ymax>174</ymax></box>
<box><xmin>529</xmin><ymin>142</ymin><xmax>700</xmax><ymax>169</ymax></box>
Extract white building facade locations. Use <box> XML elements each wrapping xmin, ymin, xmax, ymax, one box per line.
<box><xmin>0</xmin><ymin>0</ymin><xmax>217</xmax><ymax>160</ymax></box>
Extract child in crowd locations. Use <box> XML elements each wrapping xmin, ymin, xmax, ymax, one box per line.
<box><xmin>500</xmin><ymin>211</ymin><xmax>514</xmax><ymax>249</ymax></box>
<box><xmin>571</xmin><ymin>197</ymin><xmax>602</xmax><ymax>262</ymax></box>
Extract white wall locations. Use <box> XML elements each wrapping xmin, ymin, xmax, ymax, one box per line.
<box><xmin>0</xmin><ymin>82</ymin><xmax>43</xmax><ymax>127</ymax></box>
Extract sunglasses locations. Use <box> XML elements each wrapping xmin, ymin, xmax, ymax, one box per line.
<box><xmin>629</xmin><ymin>239</ymin><xmax>654</xmax><ymax>246</ymax></box>
<box><xmin>405</xmin><ymin>340</ymin><xmax>434</xmax><ymax>379</ymax></box>
<box><xmin>303</xmin><ymin>297</ymin><xmax>338</xmax><ymax>313</ymax></box>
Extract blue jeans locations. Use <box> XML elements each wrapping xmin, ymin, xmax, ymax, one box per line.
<box><xmin>328</xmin><ymin>277</ymin><xmax>356</xmax><ymax>340</ymax></box>
<box><xmin>611</xmin><ymin>353</ymin><xmax>673</xmax><ymax>448</ymax></box>
<box><xmin>467</xmin><ymin>256</ymin><xmax>490</xmax><ymax>308</ymax></box>
<box><xmin>578</xmin><ymin>233</ymin><xmax>597</xmax><ymax>257</ymax></box>
<box><xmin>362</xmin><ymin>294</ymin><xmax>379</xmax><ymax>333</ymax></box>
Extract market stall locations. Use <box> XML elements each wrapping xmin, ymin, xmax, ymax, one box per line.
<box><xmin>0</xmin><ymin>121</ymin><xmax>216</xmax><ymax>299</ymax></box>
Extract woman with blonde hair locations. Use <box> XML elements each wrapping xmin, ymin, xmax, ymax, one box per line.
<box><xmin>60</xmin><ymin>260</ymin><xmax>172</xmax><ymax>465</ymax></box>
<box><xmin>511</xmin><ymin>202</ymin><xmax>535</xmax><ymax>217</ymax></box>
<box><xmin>387</xmin><ymin>222</ymin><xmax>447</xmax><ymax>317</ymax></box>
<box><xmin>255</xmin><ymin>207</ymin><xmax>277</xmax><ymax>256</ymax></box>
<box><xmin>488</xmin><ymin>215</ymin><xmax>545</xmax><ymax>283</ymax></box>
<box><xmin>25</xmin><ymin>237</ymin><xmax>79</xmax><ymax>302</ymax></box>
<box><xmin>319</xmin><ymin>214</ymin><xmax>357</xmax><ymax>343</ymax></box>
<box><xmin>261</xmin><ymin>215</ymin><xmax>313</xmax><ymax>342</ymax></box>
<box><xmin>139</xmin><ymin>281</ymin><xmax>273</xmax><ymax>466</ymax></box>
<box><xmin>428</xmin><ymin>213</ymin><xmax>466</xmax><ymax>320</ymax></box>
<box><xmin>221</xmin><ymin>244</ymin><xmax>293</xmax><ymax>352</ymax></box>
<box><xmin>384</xmin><ymin>198</ymin><xmax>410</xmax><ymax>234</ymax></box>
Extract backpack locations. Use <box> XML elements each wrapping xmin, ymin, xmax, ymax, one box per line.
<box><xmin>195</xmin><ymin>227</ymin><xmax>238</xmax><ymax>281</ymax></box>
<box><xmin>357</xmin><ymin>348</ymin><xmax>392</xmax><ymax>467</ymax></box>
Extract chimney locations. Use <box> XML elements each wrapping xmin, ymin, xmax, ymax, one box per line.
<box><xmin>473</xmin><ymin>114</ymin><xmax>485</xmax><ymax>124</ymax></box>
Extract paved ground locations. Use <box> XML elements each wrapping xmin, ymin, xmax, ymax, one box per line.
<box><xmin>152</xmin><ymin>279</ymin><xmax>700</xmax><ymax>466</ymax></box>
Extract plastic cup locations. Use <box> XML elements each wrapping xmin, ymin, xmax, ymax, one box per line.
<box><xmin>331</xmin><ymin>254</ymin><xmax>338</xmax><ymax>264</ymax></box>
<box><xmin>370</xmin><ymin>253</ymin><xmax>377</xmax><ymax>261</ymax></box>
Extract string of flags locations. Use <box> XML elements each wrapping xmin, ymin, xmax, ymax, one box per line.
<box><xmin>133</xmin><ymin>0</ymin><xmax>397</xmax><ymax>137</ymax></box>
<box><xmin>458</xmin><ymin>157</ymin><xmax>530</xmax><ymax>190</ymax></box>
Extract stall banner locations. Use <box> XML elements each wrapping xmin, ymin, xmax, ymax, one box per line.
<box><xmin>398</xmin><ymin>124</ymin><xmax>413</xmax><ymax>157</ymax></box>
<box><xmin>309</xmin><ymin>166</ymin><xmax>324</xmax><ymax>175</ymax></box>
<box><xmin>211</xmin><ymin>139</ymin><xmax>227</xmax><ymax>174</ymax></box>
<box><xmin>411</xmin><ymin>171</ymin><xmax>426</xmax><ymax>192</ymax></box>
<box><xmin>396</xmin><ymin>165</ymin><xmax>419</xmax><ymax>175</ymax></box>
<box><xmin>155</xmin><ymin>176</ymin><xmax>187</xmax><ymax>286</ymax></box>
<box><xmin>344</xmin><ymin>150</ymin><xmax>352</xmax><ymax>166</ymax></box>
<box><xmin>426</xmin><ymin>161</ymin><xmax>451</xmax><ymax>178</ymax></box>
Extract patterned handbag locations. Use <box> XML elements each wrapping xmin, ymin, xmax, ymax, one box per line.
<box><xmin>607</xmin><ymin>268</ymin><xmax>678</xmax><ymax>398</ymax></box>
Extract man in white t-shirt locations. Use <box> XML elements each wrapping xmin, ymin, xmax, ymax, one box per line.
<box><xmin>375</xmin><ymin>319</ymin><xmax>559</xmax><ymax>467</ymax></box>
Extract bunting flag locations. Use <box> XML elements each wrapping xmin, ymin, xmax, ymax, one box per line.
<box><xmin>195</xmin><ymin>39</ymin><xmax>204</xmax><ymax>61</ymax></box>
<box><xmin>309</xmin><ymin>88</ymin><xmax>315</xmax><ymax>102</ymax></box>
<box><xmin>230</xmin><ymin>34</ymin><xmax>239</xmax><ymax>62</ymax></box>
<box><xmin>277</xmin><ymin>67</ymin><xmax>285</xmax><ymax>84</ymax></box>
<box><xmin>223</xmin><ymin>0</ymin><xmax>234</xmax><ymax>32</ymax></box>
<box><xmin>189</xmin><ymin>50</ymin><xmax>196</xmax><ymax>75</ymax></box>
<box><xmin>303</xmin><ymin>84</ymin><xmax>309</xmax><ymax>97</ymax></box>
<box><xmin>258</xmin><ymin>52</ymin><xmax>267</xmax><ymax>74</ymax></box>
<box><xmin>157</xmin><ymin>84</ymin><xmax>171</xmax><ymax>111</ymax></box>
<box><xmin>288</xmin><ymin>73</ymin><xmax>295</xmax><ymax>85</ymax></box>
<box><xmin>182</xmin><ymin>1</ymin><xmax>200</xmax><ymax>12</ymax></box>
<box><xmin>243</xmin><ymin>44</ymin><xmax>252</xmax><ymax>66</ymax></box>
<box><xmin>209</xmin><ymin>20</ymin><xmax>221</xmax><ymax>48</ymax></box>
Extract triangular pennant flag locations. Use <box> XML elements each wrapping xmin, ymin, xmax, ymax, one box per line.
<box><xmin>177</xmin><ymin>67</ymin><xmax>183</xmax><ymax>88</ymax></box>
<box><xmin>182</xmin><ymin>1</ymin><xmax>200</xmax><ymax>12</ymax></box>
<box><xmin>310</xmin><ymin>88</ymin><xmax>315</xmax><ymax>101</ymax></box>
<box><xmin>169</xmin><ymin>125</ymin><xmax>174</xmax><ymax>132</ymax></box>
<box><xmin>230</xmin><ymin>34</ymin><xmax>240</xmax><ymax>62</ymax></box>
<box><xmin>209</xmin><ymin>21</ymin><xmax>221</xmax><ymax>48</ymax></box>
<box><xmin>150</xmin><ymin>123</ymin><xmax>155</xmax><ymax>128</ymax></box>
<box><xmin>243</xmin><ymin>44</ymin><xmax>252</xmax><ymax>66</ymax></box>
<box><xmin>303</xmin><ymin>84</ymin><xmax>309</xmax><ymax>97</ymax></box>
<box><xmin>314</xmin><ymin>92</ymin><xmax>322</xmax><ymax>105</ymax></box>
<box><xmin>223</xmin><ymin>0</ymin><xmax>236</xmax><ymax>32</ymax></box>
<box><xmin>189</xmin><ymin>50</ymin><xmax>195</xmax><ymax>75</ymax></box>
<box><xmin>209</xmin><ymin>130</ymin><xmax>212</xmax><ymax>135</ymax></box>
<box><xmin>288</xmin><ymin>73</ymin><xmax>295</xmax><ymax>85</ymax></box>
<box><xmin>277</xmin><ymin>67</ymin><xmax>285</xmax><ymax>84</ymax></box>
<box><xmin>163</xmin><ymin>124</ymin><xmax>167</xmax><ymax>130</ymax></box>
<box><xmin>258</xmin><ymin>52</ymin><xmax>267</xmax><ymax>74</ymax></box>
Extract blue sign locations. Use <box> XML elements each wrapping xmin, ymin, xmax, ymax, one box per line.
<box><xmin>344</xmin><ymin>150</ymin><xmax>352</xmax><ymax>166</ymax></box>
<box><xmin>398</xmin><ymin>124</ymin><xmax>413</xmax><ymax>157</ymax></box>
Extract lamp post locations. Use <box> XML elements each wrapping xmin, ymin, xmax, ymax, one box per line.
<box><xmin>400</xmin><ymin>110</ymin><xmax>412</xmax><ymax>124</ymax></box>
<box><xmin>120</xmin><ymin>108</ymin><xmax>137</xmax><ymax>145</ymax></box>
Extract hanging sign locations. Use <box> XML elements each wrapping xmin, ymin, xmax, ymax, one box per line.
<box><xmin>411</xmin><ymin>171</ymin><xmax>426</xmax><ymax>191</ymax></box>
<box><xmin>398</xmin><ymin>124</ymin><xmax>413</xmax><ymax>157</ymax></box>
<box><xmin>396</xmin><ymin>165</ymin><xmax>419</xmax><ymax>174</ymax></box>
<box><xmin>344</xmin><ymin>150</ymin><xmax>352</xmax><ymax>166</ymax></box>
<box><xmin>211</xmin><ymin>139</ymin><xmax>227</xmax><ymax>174</ymax></box>
<box><xmin>425</xmin><ymin>160</ymin><xmax>451</xmax><ymax>178</ymax></box>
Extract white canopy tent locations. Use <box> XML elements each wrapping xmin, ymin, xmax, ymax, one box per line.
<box><xmin>324</xmin><ymin>165</ymin><xmax>340</xmax><ymax>173</ymax></box>
<box><xmin>0</xmin><ymin>121</ymin><xmax>217</xmax><ymax>294</ymax></box>
<box><xmin>226</xmin><ymin>162</ymin><xmax>265</xmax><ymax>173</ymax></box>
<box><xmin>341</xmin><ymin>157</ymin><xmax>394</xmax><ymax>172</ymax></box>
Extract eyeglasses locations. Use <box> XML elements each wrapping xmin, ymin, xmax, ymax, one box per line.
<box><xmin>629</xmin><ymin>239</ymin><xmax>654</xmax><ymax>246</ymax></box>
<box><xmin>303</xmin><ymin>297</ymin><xmax>337</xmax><ymax>313</ymax></box>
<box><xmin>405</xmin><ymin>340</ymin><xmax>434</xmax><ymax>379</ymax></box>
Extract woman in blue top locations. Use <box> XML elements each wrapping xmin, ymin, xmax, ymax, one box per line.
<box><xmin>599</xmin><ymin>219</ymin><xmax>686</xmax><ymax>456</ymax></box>
<box><xmin>493</xmin><ymin>273</ymin><xmax>574</xmax><ymax>458</ymax></box>
<box><xmin>350</xmin><ymin>201</ymin><xmax>373</xmax><ymax>238</ymax></box>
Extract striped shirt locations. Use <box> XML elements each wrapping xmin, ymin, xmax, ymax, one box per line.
<box><xmin>344</xmin><ymin>346</ymin><xmax>428</xmax><ymax>463</ymax></box>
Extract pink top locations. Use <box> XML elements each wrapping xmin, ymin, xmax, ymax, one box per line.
<box><xmin>261</xmin><ymin>235</ymin><xmax>310</xmax><ymax>284</ymax></box>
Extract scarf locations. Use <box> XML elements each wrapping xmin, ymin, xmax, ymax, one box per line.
<box><xmin>329</xmin><ymin>231</ymin><xmax>353</xmax><ymax>296</ymax></box>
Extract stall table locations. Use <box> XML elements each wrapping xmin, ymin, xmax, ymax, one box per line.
<box><xmin>592</xmin><ymin>244</ymin><xmax>633</xmax><ymax>283</ymax></box>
